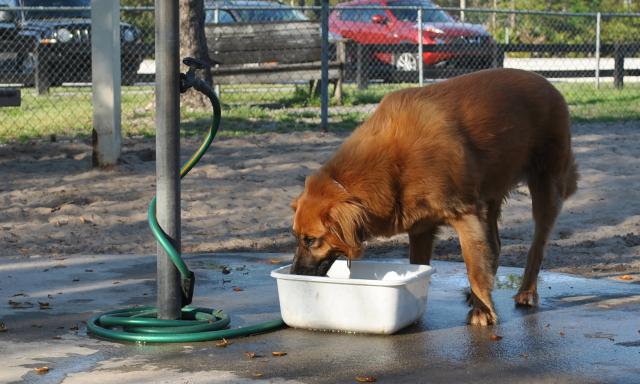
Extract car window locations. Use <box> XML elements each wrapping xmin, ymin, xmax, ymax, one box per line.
<box><xmin>340</xmin><ymin>8</ymin><xmax>386</xmax><ymax>23</ymax></box>
<box><xmin>234</xmin><ymin>8</ymin><xmax>307</xmax><ymax>22</ymax></box>
<box><xmin>205</xmin><ymin>9</ymin><xmax>235</xmax><ymax>23</ymax></box>
<box><xmin>389</xmin><ymin>0</ymin><xmax>453</xmax><ymax>23</ymax></box>
<box><xmin>21</xmin><ymin>0</ymin><xmax>91</xmax><ymax>19</ymax></box>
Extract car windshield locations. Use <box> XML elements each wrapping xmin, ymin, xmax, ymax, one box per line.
<box><xmin>20</xmin><ymin>0</ymin><xmax>90</xmax><ymax>19</ymax></box>
<box><xmin>234</xmin><ymin>8</ymin><xmax>307</xmax><ymax>22</ymax></box>
<box><xmin>390</xmin><ymin>0</ymin><xmax>453</xmax><ymax>23</ymax></box>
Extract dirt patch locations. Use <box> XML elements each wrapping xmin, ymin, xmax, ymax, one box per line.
<box><xmin>1</xmin><ymin>122</ymin><xmax>638</xmax><ymax>277</ymax></box>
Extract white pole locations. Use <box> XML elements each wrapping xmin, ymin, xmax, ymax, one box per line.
<box><xmin>460</xmin><ymin>0</ymin><xmax>465</xmax><ymax>22</ymax></box>
<box><xmin>91</xmin><ymin>0</ymin><xmax>121</xmax><ymax>167</ymax></box>
<box><xmin>418</xmin><ymin>7</ymin><xmax>423</xmax><ymax>86</ymax></box>
<box><xmin>595</xmin><ymin>12</ymin><xmax>601</xmax><ymax>89</ymax></box>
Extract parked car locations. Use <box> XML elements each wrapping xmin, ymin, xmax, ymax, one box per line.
<box><xmin>0</xmin><ymin>0</ymin><xmax>144</xmax><ymax>93</ymax></box>
<box><xmin>329</xmin><ymin>0</ymin><xmax>499</xmax><ymax>81</ymax></box>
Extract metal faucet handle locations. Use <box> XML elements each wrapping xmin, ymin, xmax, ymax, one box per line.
<box><xmin>182</xmin><ymin>57</ymin><xmax>207</xmax><ymax>70</ymax></box>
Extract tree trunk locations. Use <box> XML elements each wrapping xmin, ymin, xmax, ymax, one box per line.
<box><xmin>178</xmin><ymin>0</ymin><xmax>212</xmax><ymax>109</ymax></box>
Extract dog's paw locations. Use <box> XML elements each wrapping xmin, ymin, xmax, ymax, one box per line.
<box><xmin>467</xmin><ymin>307</ymin><xmax>497</xmax><ymax>326</ymax></box>
<box><xmin>513</xmin><ymin>290</ymin><xmax>539</xmax><ymax>307</ymax></box>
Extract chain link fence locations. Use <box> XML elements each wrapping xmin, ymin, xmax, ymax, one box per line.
<box><xmin>0</xmin><ymin>3</ymin><xmax>639</xmax><ymax>143</ymax></box>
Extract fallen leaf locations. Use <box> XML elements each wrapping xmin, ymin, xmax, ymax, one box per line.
<box><xmin>244</xmin><ymin>351</ymin><xmax>260</xmax><ymax>359</ymax></box>
<box><xmin>38</xmin><ymin>301</ymin><xmax>51</xmax><ymax>310</ymax></box>
<box><xmin>0</xmin><ymin>322</ymin><xmax>7</xmax><ymax>332</ymax></box>
<box><xmin>215</xmin><ymin>338</ymin><xmax>231</xmax><ymax>348</ymax></box>
<box><xmin>269</xmin><ymin>259</ymin><xmax>281</xmax><ymax>264</ymax></box>
<box><xmin>271</xmin><ymin>351</ymin><xmax>287</xmax><ymax>357</ymax></box>
<box><xmin>112</xmin><ymin>281</ymin><xmax>120</xmax><ymax>285</ymax></box>
<box><xmin>490</xmin><ymin>334</ymin><xmax>503</xmax><ymax>341</ymax></box>
<box><xmin>355</xmin><ymin>375</ymin><xmax>377</xmax><ymax>382</ymax></box>
<box><xmin>252</xmin><ymin>373</ymin><xmax>264</xmax><ymax>378</ymax></box>
<box><xmin>233</xmin><ymin>287</ymin><xmax>243</xmax><ymax>292</ymax></box>
<box><xmin>34</xmin><ymin>367</ymin><xmax>49</xmax><ymax>374</ymax></box>
<box><xmin>619</xmin><ymin>275</ymin><xmax>634</xmax><ymax>281</ymax></box>
<box><xmin>560</xmin><ymin>331</ymin><xmax>566</xmax><ymax>337</ymax></box>
<box><xmin>52</xmin><ymin>336</ymin><xmax>62</xmax><ymax>340</ymax></box>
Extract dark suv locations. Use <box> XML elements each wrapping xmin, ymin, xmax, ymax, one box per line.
<box><xmin>0</xmin><ymin>0</ymin><xmax>144</xmax><ymax>93</ymax></box>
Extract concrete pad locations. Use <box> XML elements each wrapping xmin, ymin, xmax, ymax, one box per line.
<box><xmin>1</xmin><ymin>252</ymin><xmax>639</xmax><ymax>383</ymax></box>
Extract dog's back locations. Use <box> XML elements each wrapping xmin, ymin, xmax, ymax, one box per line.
<box><xmin>330</xmin><ymin>68</ymin><xmax>577</xmax><ymax>213</ymax></box>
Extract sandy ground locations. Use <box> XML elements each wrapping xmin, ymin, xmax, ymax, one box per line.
<box><xmin>1</xmin><ymin>121</ymin><xmax>638</xmax><ymax>277</ymax></box>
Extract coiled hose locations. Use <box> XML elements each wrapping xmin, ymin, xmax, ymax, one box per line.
<box><xmin>87</xmin><ymin>60</ymin><xmax>285</xmax><ymax>343</ymax></box>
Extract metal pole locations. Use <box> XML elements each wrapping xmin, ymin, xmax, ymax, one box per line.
<box><xmin>460</xmin><ymin>0</ymin><xmax>465</xmax><ymax>22</ymax></box>
<box><xmin>320</xmin><ymin>0</ymin><xmax>329</xmax><ymax>132</ymax></box>
<box><xmin>418</xmin><ymin>7</ymin><xmax>423</xmax><ymax>86</ymax></box>
<box><xmin>595</xmin><ymin>12</ymin><xmax>601</xmax><ymax>89</ymax></box>
<box><xmin>155</xmin><ymin>0</ymin><xmax>181</xmax><ymax>320</ymax></box>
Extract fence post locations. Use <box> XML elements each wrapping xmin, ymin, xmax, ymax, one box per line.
<box><xmin>356</xmin><ymin>44</ymin><xmax>367</xmax><ymax>89</ymax></box>
<box><xmin>595</xmin><ymin>12</ymin><xmax>601</xmax><ymax>89</ymax></box>
<box><xmin>213</xmin><ymin>7</ymin><xmax>221</xmax><ymax>97</ymax></box>
<box><xmin>614</xmin><ymin>43</ymin><xmax>624</xmax><ymax>89</ymax></box>
<box><xmin>155</xmin><ymin>0</ymin><xmax>182</xmax><ymax>320</ymax></box>
<box><xmin>418</xmin><ymin>7</ymin><xmax>423</xmax><ymax>86</ymax></box>
<box><xmin>91</xmin><ymin>0</ymin><xmax>121</xmax><ymax>167</ymax></box>
<box><xmin>320</xmin><ymin>0</ymin><xmax>329</xmax><ymax>132</ymax></box>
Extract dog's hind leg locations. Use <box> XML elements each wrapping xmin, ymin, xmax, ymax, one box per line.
<box><xmin>451</xmin><ymin>213</ymin><xmax>498</xmax><ymax>326</ymax></box>
<box><xmin>486</xmin><ymin>200</ymin><xmax>502</xmax><ymax>275</ymax></box>
<box><xmin>514</xmin><ymin>176</ymin><xmax>563</xmax><ymax>307</ymax></box>
<box><xmin>409</xmin><ymin>222</ymin><xmax>438</xmax><ymax>265</ymax></box>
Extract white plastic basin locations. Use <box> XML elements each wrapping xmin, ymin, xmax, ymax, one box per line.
<box><xmin>271</xmin><ymin>260</ymin><xmax>435</xmax><ymax>334</ymax></box>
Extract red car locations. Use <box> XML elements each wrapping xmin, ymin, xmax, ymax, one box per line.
<box><xmin>329</xmin><ymin>0</ymin><xmax>499</xmax><ymax>81</ymax></box>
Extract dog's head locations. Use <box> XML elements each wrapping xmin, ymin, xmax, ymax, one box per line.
<box><xmin>290</xmin><ymin>172</ymin><xmax>366</xmax><ymax>276</ymax></box>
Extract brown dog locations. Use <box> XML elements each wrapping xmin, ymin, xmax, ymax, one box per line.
<box><xmin>290</xmin><ymin>68</ymin><xmax>578</xmax><ymax>326</ymax></box>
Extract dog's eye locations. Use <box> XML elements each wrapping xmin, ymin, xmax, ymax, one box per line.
<box><xmin>303</xmin><ymin>236</ymin><xmax>316</xmax><ymax>248</ymax></box>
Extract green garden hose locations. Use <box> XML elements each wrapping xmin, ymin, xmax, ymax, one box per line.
<box><xmin>87</xmin><ymin>58</ymin><xmax>285</xmax><ymax>343</ymax></box>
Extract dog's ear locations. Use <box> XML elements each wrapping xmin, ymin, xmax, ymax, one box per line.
<box><xmin>290</xmin><ymin>197</ymin><xmax>299</xmax><ymax>212</ymax></box>
<box><xmin>322</xmin><ymin>198</ymin><xmax>366</xmax><ymax>259</ymax></box>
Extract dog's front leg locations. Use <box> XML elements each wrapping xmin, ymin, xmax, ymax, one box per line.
<box><xmin>409</xmin><ymin>222</ymin><xmax>438</xmax><ymax>265</ymax></box>
<box><xmin>450</xmin><ymin>213</ymin><xmax>499</xmax><ymax>326</ymax></box>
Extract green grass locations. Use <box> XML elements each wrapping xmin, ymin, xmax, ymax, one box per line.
<box><xmin>1</xmin><ymin>81</ymin><xmax>638</xmax><ymax>143</ymax></box>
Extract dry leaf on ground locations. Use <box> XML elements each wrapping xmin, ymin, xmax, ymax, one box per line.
<box><xmin>355</xmin><ymin>375</ymin><xmax>377</xmax><ymax>382</ymax></box>
<box><xmin>271</xmin><ymin>351</ymin><xmax>287</xmax><ymax>357</ymax></box>
<box><xmin>618</xmin><ymin>275</ymin><xmax>634</xmax><ymax>281</ymax></box>
<box><xmin>490</xmin><ymin>334</ymin><xmax>503</xmax><ymax>341</ymax></box>
<box><xmin>233</xmin><ymin>287</ymin><xmax>244</xmax><ymax>292</ymax></box>
<box><xmin>215</xmin><ymin>338</ymin><xmax>231</xmax><ymax>348</ymax></box>
<box><xmin>34</xmin><ymin>367</ymin><xmax>49</xmax><ymax>374</ymax></box>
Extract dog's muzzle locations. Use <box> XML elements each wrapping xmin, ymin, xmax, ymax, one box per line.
<box><xmin>290</xmin><ymin>247</ymin><xmax>338</xmax><ymax>276</ymax></box>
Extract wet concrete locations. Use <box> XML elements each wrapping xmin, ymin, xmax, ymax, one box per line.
<box><xmin>1</xmin><ymin>252</ymin><xmax>639</xmax><ymax>383</ymax></box>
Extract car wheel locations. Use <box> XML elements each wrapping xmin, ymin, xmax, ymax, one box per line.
<box><xmin>394</xmin><ymin>52</ymin><xmax>418</xmax><ymax>72</ymax></box>
<box><xmin>18</xmin><ymin>52</ymin><xmax>37</xmax><ymax>86</ymax></box>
